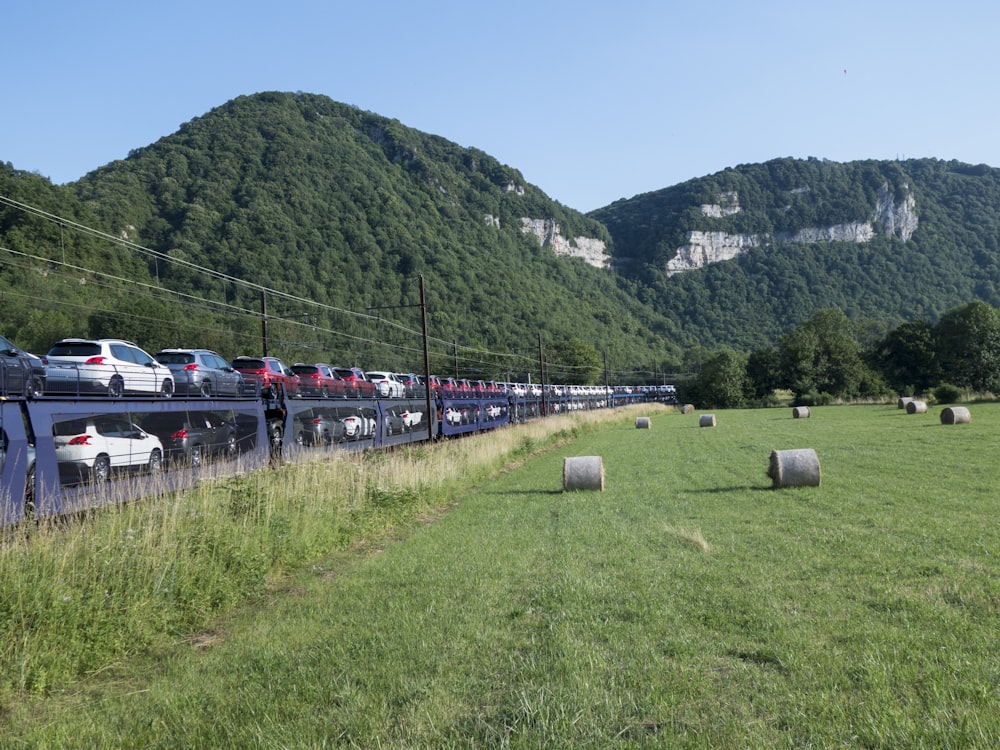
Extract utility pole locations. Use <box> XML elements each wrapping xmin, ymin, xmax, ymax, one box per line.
<box><xmin>419</xmin><ymin>275</ymin><xmax>433</xmax><ymax>438</ymax></box>
<box><xmin>537</xmin><ymin>332</ymin><xmax>546</xmax><ymax>416</ymax></box>
<box><xmin>260</xmin><ymin>290</ymin><xmax>269</xmax><ymax>356</ymax></box>
<box><xmin>604</xmin><ymin>351</ymin><xmax>612</xmax><ymax>407</ymax></box>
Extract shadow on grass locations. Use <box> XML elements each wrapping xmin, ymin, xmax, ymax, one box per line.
<box><xmin>684</xmin><ymin>485</ymin><xmax>773</xmax><ymax>494</ymax></box>
<box><xmin>481</xmin><ymin>488</ymin><xmax>566</xmax><ymax>496</ymax></box>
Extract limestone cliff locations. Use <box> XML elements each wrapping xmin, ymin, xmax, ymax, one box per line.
<box><xmin>665</xmin><ymin>182</ymin><xmax>918</xmax><ymax>275</ymax></box>
<box><xmin>519</xmin><ymin>218</ymin><xmax>608</xmax><ymax>269</ymax></box>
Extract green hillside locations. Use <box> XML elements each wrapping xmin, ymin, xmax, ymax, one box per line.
<box><xmin>594</xmin><ymin>157</ymin><xmax>1000</xmax><ymax>350</ymax></box>
<box><xmin>66</xmin><ymin>92</ymin><xmax>678</xmax><ymax>378</ymax></box>
<box><xmin>5</xmin><ymin>92</ymin><xmax>1000</xmax><ymax>379</ymax></box>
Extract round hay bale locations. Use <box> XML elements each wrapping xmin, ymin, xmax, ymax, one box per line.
<box><xmin>635</xmin><ymin>416</ymin><xmax>651</xmax><ymax>429</ymax></box>
<box><xmin>898</xmin><ymin>396</ymin><xmax>914</xmax><ymax>409</ymax></box>
<box><xmin>768</xmin><ymin>448</ymin><xmax>821</xmax><ymax>488</ymax></box>
<box><xmin>905</xmin><ymin>399</ymin><xmax>928</xmax><ymax>414</ymax></box>
<box><xmin>563</xmin><ymin>456</ymin><xmax>605</xmax><ymax>491</ymax></box>
<box><xmin>792</xmin><ymin>406</ymin><xmax>811</xmax><ymax>419</ymax></box>
<box><xmin>699</xmin><ymin>414</ymin><xmax>716</xmax><ymax>428</ymax></box>
<box><xmin>940</xmin><ymin>406</ymin><xmax>971</xmax><ymax>425</ymax></box>
<box><xmin>680</xmin><ymin>404</ymin><xmax>695</xmax><ymax>414</ymax></box>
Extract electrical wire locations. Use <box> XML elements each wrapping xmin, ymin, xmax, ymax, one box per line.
<box><xmin>0</xmin><ymin>195</ymin><xmax>656</xmax><ymax>381</ymax></box>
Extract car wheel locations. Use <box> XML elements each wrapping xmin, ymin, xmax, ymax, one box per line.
<box><xmin>199</xmin><ymin>381</ymin><xmax>212</xmax><ymax>398</ymax></box>
<box><xmin>321</xmin><ymin>386</ymin><xmax>329</xmax><ymax>398</ymax></box>
<box><xmin>225</xmin><ymin>434</ymin><xmax>237</xmax><ymax>459</ymax></box>
<box><xmin>108</xmin><ymin>376</ymin><xmax>124</xmax><ymax>398</ymax></box>
<box><xmin>149</xmin><ymin>449</ymin><xmax>163</xmax><ymax>473</ymax></box>
<box><xmin>189</xmin><ymin>445</ymin><xmax>203</xmax><ymax>468</ymax></box>
<box><xmin>269</xmin><ymin>425</ymin><xmax>283</xmax><ymax>450</ymax></box>
<box><xmin>29</xmin><ymin>376</ymin><xmax>44</xmax><ymax>398</ymax></box>
<box><xmin>295</xmin><ymin>431</ymin><xmax>306</xmax><ymax>447</ymax></box>
<box><xmin>160</xmin><ymin>379</ymin><xmax>174</xmax><ymax>398</ymax></box>
<box><xmin>93</xmin><ymin>455</ymin><xmax>111</xmax><ymax>482</ymax></box>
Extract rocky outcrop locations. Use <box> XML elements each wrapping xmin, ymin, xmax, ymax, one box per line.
<box><xmin>775</xmin><ymin>222</ymin><xmax>874</xmax><ymax>244</ymax></box>
<box><xmin>520</xmin><ymin>218</ymin><xmax>608</xmax><ymax>269</ymax></box>
<box><xmin>700</xmin><ymin>191</ymin><xmax>741</xmax><ymax>218</ymax></box>
<box><xmin>667</xmin><ymin>231</ymin><xmax>760</xmax><ymax>275</ymax></box>
<box><xmin>665</xmin><ymin>184</ymin><xmax>918</xmax><ymax>275</ymax></box>
<box><xmin>874</xmin><ymin>183</ymin><xmax>918</xmax><ymax>241</ymax></box>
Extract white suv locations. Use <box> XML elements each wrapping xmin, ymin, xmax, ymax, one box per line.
<box><xmin>43</xmin><ymin>339</ymin><xmax>175</xmax><ymax>398</ymax></box>
<box><xmin>365</xmin><ymin>371</ymin><xmax>406</xmax><ymax>398</ymax></box>
<box><xmin>53</xmin><ymin>415</ymin><xmax>164</xmax><ymax>483</ymax></box>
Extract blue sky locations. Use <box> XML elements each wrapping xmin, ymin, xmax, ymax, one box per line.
<box><xmin>3</xmin><ymin>1</ymin><xmax>999</xmax><ymax>212</ymax></box>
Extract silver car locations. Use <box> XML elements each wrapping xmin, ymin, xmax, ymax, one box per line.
<box><xmin>155</xmin><ymin>348</ymin><xmax>244</xmax><ymax>397</ymax></box>
<box><xmin>43</xmin><ymin>339</ymin><xmax>175</xmax><ymax>398</ymax></box>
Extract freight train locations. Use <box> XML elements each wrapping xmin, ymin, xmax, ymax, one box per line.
<box><xmin>0</xmin><ymin>381</ymin><xmax>642</xmax><ymax>527</ymax></box>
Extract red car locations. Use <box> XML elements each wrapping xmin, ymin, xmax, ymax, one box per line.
<box><xmin>231</xmin><ymin>356</ymin><xmax>299</xmax><ymax>398</ymax></box>
<box><xmin>291</xmin><ymin>363</ymin><xmax>345</xmax><ymax>398</ymax></box>
<box><xmin>332</xmin><ymin>366</ymin><xmax>376</xmax><ymax>398</ymax></box>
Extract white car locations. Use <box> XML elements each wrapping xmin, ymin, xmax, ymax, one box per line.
<box><xmin>365</xmin><ymin>371</ymin><xmax>406</xmax><ymax>398</ymax></box>
<box><xmin>44</xmin><ymin>339</ymin><xmax>175</xmax><ymax>398</ymax></box>
<box><xmin>341</xmin><ymin>414</ymin><xmax>376</xmax><ymax>438</ymax></box>
<box><xmin>485</xmin><ymin>404</ymin><xmax>501</xmax><ymax>418</ymax></box>
<box><xmin>444</xmin><ymin>407</ymin><xmax>462</xmax><ymax>425</ymax></box>
<box><xmin>400</xmin><ymin>410</ymin><xmax>423</xmax><ymax>428</ymax></box>
<box><xmin>54</xmin><ymin>415</ymin><xmax>164</xmax><ymax>482</ymax></box>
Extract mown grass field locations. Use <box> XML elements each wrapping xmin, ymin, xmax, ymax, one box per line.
<box><xmin>3</xmin><ymin>403</ymin><xmax>1000</xmax><ymax>748</ymax></box>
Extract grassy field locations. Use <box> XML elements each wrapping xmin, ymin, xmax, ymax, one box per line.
<box><xmin>3</xmin><ymin>403</ymin><xmax>1000</xmax><ymax>747</ymax></box>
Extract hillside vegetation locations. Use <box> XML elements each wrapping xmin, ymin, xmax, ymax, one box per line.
<box><xmin>595</xmin><ymin>158</ymin><xmax>1000</xmax><ymax>350</ymax></box>
<box><xmin>4</xmin><ymin>92</ymin><xmax>1000</xmax><ymax>377</ymax></box>
<box><xmin>60</xmin><ymin>93</ymin><xmax>676</xmax><ymax>374</ymax></box>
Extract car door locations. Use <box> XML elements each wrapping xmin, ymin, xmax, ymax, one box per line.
<box><xmin>95</xmin><ymin>415</ymin><xmax>136</xmax><ymax>468</ymax></box>
<box><xmin>210</xmin><ymin>353</ymin><xmax>240</xmax><ymax>396</ymax></box>
<box><xmin>128</xmin><ymin>344</ymin><xmax>164</xmax><ymax>395</ymax></box>
<box><xmin>108</xmin><ymin>343</ymin><xmax>147</xmax><ymax>394</ymax></box>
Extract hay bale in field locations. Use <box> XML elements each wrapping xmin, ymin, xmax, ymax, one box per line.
<box><xmin>792</xmin><ymin>406</ymin><xmax>810</xmax><ymax>419</ymax></box>
<box><xmin>635</xmin><ymin>416</ymin><xmax>651</xmax><ymax>429</ymax></box>
<box><xmin>563</xmin><ymin>456</ymin><xmax>605</xmax><ymax>491</ymax></box>
<box><xmin>898</xmin><ymin>396</ymin><xmax>914</xmax><ymax>409</ymax></box>
<box><xmin>699</xmin><ymin>414</ymin><xmax>716</xmax><ymax>428</ymax></box>
<box><xmin>940</xmin><ymin>406</ymin><xmax>971</xmax><ymax>425</ymax></box>
<box><xmin>906</xmin><ymin>399</ymin><xmax>928</xmax><ymax>414</ymax></box>
<box><xmin>768</xmin><ymin>448</ymin><xmax>821</xmax><ymax>488</ymax></box>
<box><xmin>680</xmin><ymin>404</ymin><xmax>695</xmax><ymax>414</ymax></box>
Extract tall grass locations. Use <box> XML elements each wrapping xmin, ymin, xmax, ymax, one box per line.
<box><xmin>0</xmin><ymin>408</ymin><xmax>619</xmax><ymax>700</ymax></box>
<box><xmin>7</xmin><ymin>402</ymin><xmax>999</xmax><ymax>747</ymax></box>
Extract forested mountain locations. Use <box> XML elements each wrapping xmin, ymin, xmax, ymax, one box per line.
<box><xmin>2</xmin><ymin>92</ymin><xmax>677</xmax><ymax>379</ymax></box>
<box><xmin>4</xmin><ymin>90</ymin><xmax>1000</xmax><ymax>382</ymax></box>
<box><xmin>594</xmin><ymin>158</ymin><xmax>1000</xmax><ymax>352</ymax></box>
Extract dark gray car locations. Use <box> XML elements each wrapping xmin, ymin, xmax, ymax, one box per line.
<box><xmin>0</xmin><ymin>334</ymin><xmax>44</xmax><ymax>397</ymax></box>
<box><xmin>139</xmin><ymin>410</ymin><xmax>238</xmax><ymax>466</ymax></box>
<box><xmin>155</xmin><ymin>349</ymin><xmax>244</xmax><ymax>397</ymax></box>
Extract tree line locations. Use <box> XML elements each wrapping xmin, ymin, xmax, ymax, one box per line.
<box><xmin>680</xmin><ymin>301</ymin><xmax>1000</xmax><ymax>408</ymax></box>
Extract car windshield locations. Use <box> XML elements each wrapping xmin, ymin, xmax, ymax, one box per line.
<box><xmin>234</xmin><ymin>359</ymin><xmax>266</xmax><ymax>369</ymax></box>
<box><xmin>48</xmin><ymin>342</ymin><xmax>101</xmax><ymax>357</ymax></box>
<box><xmin>292</xmin><ymin>365</ymin><xmax>318</xmax><ymax>375</ymax></box>
<box><xmin>156</xmin><ymin>352</ymin><xmax>196</xmax><ymax>365</ymax></box>
<box><xmin>140</xmin><ymin>414</ymin><xmax>186</xmax><ymax>431</ymax></box>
